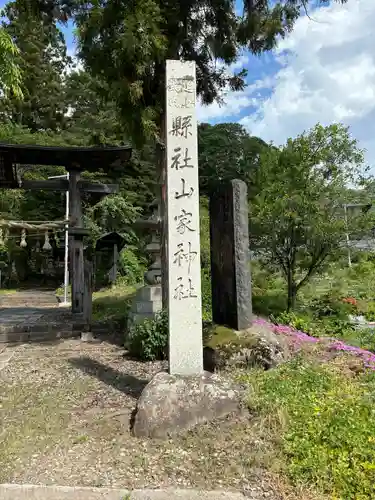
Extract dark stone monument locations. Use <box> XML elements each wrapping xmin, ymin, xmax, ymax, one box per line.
<box><xmin>209</xmin><ymin>179</ymin><xmax>252</xmax><ymax>330</ymax></box>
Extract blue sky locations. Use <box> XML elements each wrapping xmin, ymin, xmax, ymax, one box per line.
<box><xmin>202</xmin><ymin>0</ymin><xmax>375</xmax><ymax>169</ymax></box>
<box><xmin>3</xmin><ymin>0</ymin><xmax>375</xmax><ymax>167</ymax></box>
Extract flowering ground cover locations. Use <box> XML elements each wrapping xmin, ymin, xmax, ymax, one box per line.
<box><xmin>237</xmin><ymin>318</ymin><xmax>375</xmax><ymax>499</ymax></box>
<box><xmin>253</xmin><ymin>317</ymin><xmax>375</xmax><ymax>370</ymax></box>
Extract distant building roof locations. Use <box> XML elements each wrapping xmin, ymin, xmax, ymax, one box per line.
<box><xmin>95</xmin><ymin>232</ymin><xmax>126</xmax><ymax>252</ymax></box>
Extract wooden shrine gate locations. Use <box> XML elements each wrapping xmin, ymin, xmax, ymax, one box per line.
<box><xmin>0</xmin><ymin>143</ymin><xmax>132</xmax><ymax>317</ymax></box>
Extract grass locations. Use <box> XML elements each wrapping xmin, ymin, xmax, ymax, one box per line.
<box><xmin>3</xmin><ymin>256</ymin><xmax>375</xmax><ymax>498</ymax></box>
<box><xmin>2</xmin><ymin>309</ymin><xmax>374</xmax><ymax>499</ymax></box>
<box><xmin>0</xmin><ymin>377</ymin><xmax>92</xmax><ymax>480</ymax></box>
<box><xmin>252</xmin><ymin>256</ymin><xmax>375</xmax><ymax>317</ymax></box>
<box><xmin>0</xmin><ymin>340</ymin><xmax>311</xmax><ymax>498</ymax></box>
<box><xmin>0</xmin><ymin>288</ymin><xmax>17</xmax><ymax>295</ymax></box>
<box><xmin>92</xmin><ymin>283</ymin><xmax>135</xmax><ymax>325</ymax></box>
<box><xmin>239</xmin><ymin>356</ymin><xmax>375</xmax><ymax>499</ymax></box>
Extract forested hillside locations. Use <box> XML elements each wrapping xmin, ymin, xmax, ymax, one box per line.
<box><xmin>0</xmin><ymin>1</ymin><xmax>269</xmax><ymax>283</ymax></box>
<box><xmin>0</xmin><ymin>0</ymin><xmax>372</xmax><ymax>298</ymax></box>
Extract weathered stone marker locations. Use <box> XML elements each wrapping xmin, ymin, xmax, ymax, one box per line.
<box><xmin>165</xmin><ymin>59</ymin><xmax>203</xmax><ymax>376</ymax></box>
<box><xmin>209</xmin><ymin>179</ymin><xmax>252</xmax><ymax>330</ymax></box>
<box><xmin>132</xmin><ymin>61</ymin><xmax>242</xmax><ymax>440</ymax></box>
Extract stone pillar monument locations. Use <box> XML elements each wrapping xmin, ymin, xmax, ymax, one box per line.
<box><xmin>131</xmin><ymin>60</ymin><xmax>241</xmax><ymax>441</ymax></box>
<box><xmin>209</xmin><ymin>179</ymin><xmax>252</xmax><ymax>330</ymax></box>
<box><xmin>165</xmin><ymin>59</ymin><xmax>203</xmax><ymax>376</ymax></box>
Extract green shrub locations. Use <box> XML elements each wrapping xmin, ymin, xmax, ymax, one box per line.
<box><xmin>357</xmin><ymin>328</ymin><xmax>375</xmax><ymax>352</ymax></box>
<box><xmin>309</xmin><ymin>292</ymin><xmax>352</xmax><ymax>320</ymax></box>
<box><xmin>118</xmin><ymin>247</ymin><xmax>146</xmax><ymax>285</ymax></box>
<box><xmin>317</xmin><ymin>316</ymin><xmax>355</xmax><ymax>338</ymax></box>
<box><xmin>127</xmin><ymin>310</ymin><xmax>168</xmax><ymax>361</ymax></box>
<box><xmin>201</xmin><ymin>268</ymin><xmax>212</xmax><ymax>321</ymax></box>
<box><xmin>342</xmin><ymin>327</ymin><xmax>375</xmax><ymax>354</ymax></box>
<box><xmin>272</xmin><ymin>311</ymin><xmax>314</xmax><ymax>334</ymax></box>
<box><xmin>364</xmin><ymin>302</ymin><xmax>375</xmax><ymax>321</ymax></box>
<box><xmin>272</xmin><ymin>310</ymin><xmax>357</xmax><ymax>339</ymax></box>
<box><xmin>251</xmin><ymin>262</ymin><xmax>287</xmax><ymax>316</ymax></box>
<box><xmin>241</xmin><ymin>359</ymin><xmax>375</xmax><ymax>499</ymax></box>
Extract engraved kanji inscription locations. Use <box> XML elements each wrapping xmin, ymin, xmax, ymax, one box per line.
<box><xmin>175</xmin><ymin>178</ymin><xmax>194</xmax><ymax>199</ymax></box>
<box><xmin>174</xmin><ymin>209</ymin><xmax>195</xmax><ymax>234</ymax></box>
<box><xmin>167</xmin><ymin>77</ymin><xmax>194</xmax><ymax>94</ymax></box>
<box><xmin>173</xmin><ymin>242</ymin><xmax>197</xmax><ymax>273</ymax></box>
<box><xmin>170</xmin><ymin>147</ymin><xmax>194</xmax><ymax>170</ymax></box>
<box><xmin>169</xmin><ymin>116</ymin><xmax>193</xmax><ymax>138</ymax></box>
<box><xmin>168</xmin><ymin>96</ymin><xmax>195</xmax><ymax>109</ymax></box>
<box><xmin>173</xmin><ymin>277</ymin><xmax>198</xmax><ymax>300</ymax></box>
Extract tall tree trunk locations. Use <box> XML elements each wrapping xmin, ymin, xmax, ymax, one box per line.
<box><xmin>156</xmin><ymin>113</ymin><xmax>168</xmax><ymax>311</ymax></box>
<box><xmin>287</xmin><ymin>271</ymin><xmax>297</xmax><ymax>311</ymax></box>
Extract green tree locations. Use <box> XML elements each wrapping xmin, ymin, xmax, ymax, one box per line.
<box><xmin>64</xmin><ymin>69</ymin><xmax>157</xmax><ymax>209</ymax></box>
<box><xmin>1</xmin><ymin>0</ymin><xmax>70</xmax><ymax>131</ymax></box>
<box><xmin>198</xmin><ymin>122</ymin><xmax>268</xmax><ymax>196</ymax></box>
<box><xmin>251</xmin><ymin>123</ymin><xmax>372</xmax><ymax>310</ymax></box>
<box><xmin>64</xmin><ymin>70</ymin><xmax>123</xmax><ymax>145</ymax></box>
<box><xmin>0</xmin><ymin>28</ymin><xmax>23</xmax><ymax>98</ymax></box>
<box><xmin>72</xmin><ymin>0</ymin><xmax>347</xmax><ymax>144</ymax></box>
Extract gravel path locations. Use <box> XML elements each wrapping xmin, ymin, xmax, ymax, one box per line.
<box><xmin>0</xmin><ymin>339</ymin><xmax>318</xmax><ymax>499</ymax></box>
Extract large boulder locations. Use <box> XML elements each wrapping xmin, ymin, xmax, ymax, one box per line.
<box><xmin>132</xmin><ymin>371</ymin><xmax>243</xmax><ymax>439</ymax></box>
<box><xmin>203</xmin><ymin>323</ymin><xmax>290</xmax><ymax>372</ymax></box>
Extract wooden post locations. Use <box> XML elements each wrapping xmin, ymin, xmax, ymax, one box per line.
<box><xmin>69</xmin><ymin>169</ymin><xmax>85</xmax><ymax>314</ymax></box>
<box><xmin>83</xmin><ymin>259</ymin><xmax>93</xmax><ymax>328</ymax></box>
<box><xmin>82</xmin><ymin>258</ymin><xmax>94</xmax><ymax>341</ymax></box>
<box><xmin>112</xmin><ymin>242</ymin><xmax>118</xmax><ymax>283</ymax></box>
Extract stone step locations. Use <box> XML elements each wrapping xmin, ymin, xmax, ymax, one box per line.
<box><xmin>0</xmin><ymin>322</ymin><xmax>109</xmax><ymax>344</ymax></box>
<box><xmin>0</xmin><ymin>299</ymin><xmax>57</xmax><ymax>307</ymax></box>
<box><xmin>0</xmin><ymin>329</ymin><xmax>79</xmax><ymax>344</ymax></box>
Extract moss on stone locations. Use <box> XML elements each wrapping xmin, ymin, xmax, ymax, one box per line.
<box><xmin>204</xmin><ymin>325</ymin><xmax>236</xmax><ymax>348</ymax></box>
<box><xmin>204</xmin><ymin>324</ymin><xmax>258</xmax><ymax>350</ymax></box>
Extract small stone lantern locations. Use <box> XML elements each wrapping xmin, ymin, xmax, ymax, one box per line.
<box><xmin>128</xmin><ymin>200</ymin><xmax>162</xmax><ymax>326</ymax></box>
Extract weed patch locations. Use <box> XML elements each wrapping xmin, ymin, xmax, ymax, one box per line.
<box><xmin>92</xmin><ymin>284</ymin><xmax>135</xmax><ymax>326</ymax></box>
<box><xmin>240</xmin><ymin>358</ymin><xmax>375</xmax><ymax>499</ymax></box>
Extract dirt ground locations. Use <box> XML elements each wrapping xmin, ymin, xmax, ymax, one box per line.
<box><xmin>0</xmin><ymin>339</ymin><xmax>320</xmax><ymax>499</ymax></box>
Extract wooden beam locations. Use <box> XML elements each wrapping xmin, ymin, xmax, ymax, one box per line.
<box><xmin>21</xmin><ymin>179</ymin><xmax>68</xmax><ymax>191</ymax></box>
<box><xmin>21</xmin><ymin>179</ymin><xmax>119</xmax><ymax>194</ymax></box>
<box><xmin>80</xmin><ymin>181</ymin><xmax>118</xmax><ymax>194</ymax></box>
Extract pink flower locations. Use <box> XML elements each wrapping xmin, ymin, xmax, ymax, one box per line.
<box><xmin>253</xmin><ymin>318</ymin><xmax>375</xmax><ymax>370</ymax></box>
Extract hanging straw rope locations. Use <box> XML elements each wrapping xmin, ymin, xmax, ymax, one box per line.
<box><xmin>1</xmin><ymin>230</ymin><xmax>64</xmax><ymax>240</ymax></box>
<box><xmin>0</xmin><ymin>220</ymin><xmax>68</xmax><ymax>231</ymax></box>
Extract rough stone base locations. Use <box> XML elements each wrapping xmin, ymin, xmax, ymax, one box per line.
<box><xmin>132</xmin><ymin>371</ymin><xmax>243</xmax><ymax>439</ymax></box>
<box><xmin>203</xmin><ymin>323</ymin><xmax>290</xmax><ymax>372</ymax></box>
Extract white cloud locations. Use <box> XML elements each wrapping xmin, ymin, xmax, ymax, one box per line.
<box><xmin>240</xmin><ymin>0</ymin><xmax>375</xmax><ymax>165</ymax></box>
<box><xmin>197</xmin><ymin>67</ymin><xmax>272</xmax><ymax>122</ymax></box>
